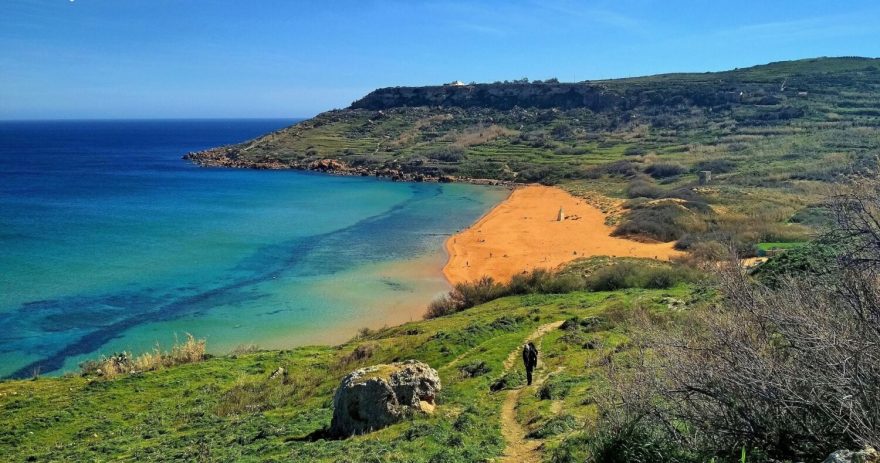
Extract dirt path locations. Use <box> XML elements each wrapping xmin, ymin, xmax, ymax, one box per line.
<box><xmin>499</xmin><ymin>321</ymin><xmax>563</xmax><ymax>463</ymax></box>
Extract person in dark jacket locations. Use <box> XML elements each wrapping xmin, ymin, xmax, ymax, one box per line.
<box><xmin>522</xmin><ymin>342</ymin><xmax>538</xmax><ymax>385</ymax></box>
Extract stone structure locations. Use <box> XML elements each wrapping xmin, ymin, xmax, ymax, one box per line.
<box><xmin>698</xmin><ymin>170</ymin><xmax>712</xmax><ymax>185</ymax></box>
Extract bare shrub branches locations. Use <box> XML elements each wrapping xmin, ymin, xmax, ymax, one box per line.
<box><xmin>600</xmin><ymin>178</ymin><xmax>880</xmax><ymax>461</ymax></box>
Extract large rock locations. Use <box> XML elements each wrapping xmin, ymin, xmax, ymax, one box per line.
<box><xmin>330</xmin><ymin>360</ymin><xmax>441</xmax><ymax>436</ymax></box>
<box><xmin>824</xmin><ymin>447</ymin><xmax>879</xmax><ymax>463</ymax></box>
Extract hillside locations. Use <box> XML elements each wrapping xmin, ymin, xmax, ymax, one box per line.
<box><xmin>186</xmin><ymin>57</ymin><xmax>880</xmax><ymax>256</ymax></box>
<box><xmin>0</xmin><ymin>279</ymin><xmax>695</xmax><ymax>462</ymax></box>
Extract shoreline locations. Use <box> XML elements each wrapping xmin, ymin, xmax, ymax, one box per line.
<box><xmin>442</xmin><ymin>189</ymin><xmax>512</xmax><ymax>283</ymax></box>
<box><xmin>443</xmin><ymin>185</ymin><xmax>682</xmax><ymax>285</ymax></box>
<box><xmin>183</xmin><ymin>149</ymin><xmax>515</xmax><ymax>187</ymax></box>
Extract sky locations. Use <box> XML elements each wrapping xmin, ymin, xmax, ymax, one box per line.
<box><xmin>2</xmin><ymin>0</ymin><xmax>880</xmax><ymax>119</ymax></box>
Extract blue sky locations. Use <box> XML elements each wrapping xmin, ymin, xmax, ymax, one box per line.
<box><xmin>2</xmin><ymin>0</ymin><xmax>879</xmax><ymax>119</ymax></box>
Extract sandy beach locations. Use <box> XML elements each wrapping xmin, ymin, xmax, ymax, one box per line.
<box><xmin>443</xmin><ymin>185</ymin><xmax>682</xmax><ymax>285</ymax></box>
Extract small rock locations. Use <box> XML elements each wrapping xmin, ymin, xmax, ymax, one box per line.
<box><xmin>824</xmin><ymin>447</ymin><xmax>879</xmax><ymax>463</ymax></box>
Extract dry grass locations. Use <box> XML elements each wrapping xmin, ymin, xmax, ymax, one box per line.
<box><xmin>445</xmin><ymin>124</ymin><xmax>517</xmax><ymax>148</ymax></box>
<box><xmin>81</xmin><ymin>334</ymin><xmax>207</xmax><ymax>379</ymax></box>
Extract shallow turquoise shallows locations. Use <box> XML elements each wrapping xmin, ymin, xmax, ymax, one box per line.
<box><xmin>0</xmin><ymin>120</ymin><xmax>506</xmax><ymax>378</ymax></box>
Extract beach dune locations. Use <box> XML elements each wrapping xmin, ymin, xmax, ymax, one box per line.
<box><xmin>443</xmin><ymin>185</ymin><xmax>682</xmax><ymax>285</ymax></box>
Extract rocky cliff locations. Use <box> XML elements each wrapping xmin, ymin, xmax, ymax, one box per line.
<box><xmin>351</xmin><ymin>82</ymin><xmax>623</xmax><ymax>111</ymax></box>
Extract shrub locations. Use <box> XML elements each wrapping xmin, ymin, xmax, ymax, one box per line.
<box><xmin>693</xmin><ymin>159</ymin><xmax>735</xmax><ymax>174</ymax></box>
<box><xmin>507</xmin><ymin>268</ymin><xmax>584</xmax><ymax>294</ymax></box>
<box><xmin>537</xmin><ymin>374</ymin><xmax>579</xmax><ymax>400</ymax></box>
<box><xmin>645</xmin><ymin>163</ymin><xmax>686</xmax><ymax>179</ymax></box>
<box><xmin>517</xmin><ymin>165</ymin><xmax>560</xmax><ymax>185</ymax></box>
<box><xmin>586</xmin><ymin>421</ymin><xmax>697</xmax><ymax>463</ymax></box>
<box><xmin>583</xmin><ymin>160</ymin><xmax>640</xmax><ymax>179</ymax></box>
<box><xmin>551</xmin><ymin>123</ymin><xmax>575</xmax><ymax>140</ymax></box>
<box><xmin>612</xmin><ymin>204</ymin><xmax>690</xmax><ymax>242</ymax></box>
<box><xmin>623</xmin><ymin>146</ymin><xmax>647</xmax><ymax>156</ymax></box>
<box><xmin>751</xmin><ymin>241</ymin><xmax>840</xmax><ymax>287</ymax></box>
<box><xmin>526</xmin><ymin>414</ymin><xmax>579</xmax><ymax>439</ymax></box>
<box><xmin>490</xmin><ymin>370</ymin><xmax>525</xmax><ymax>392</ymax></box>
<box><xmin>426</xmin><ymin>276</ymin><xmax>506</xmax><ymax>318</ymax></box>
<box><xmin>216</xmin><ymin>380</ymin><xmax>280</xmax><ymax>416</ymax></box>
<box><xmin>459</xmin><ymin>361</ymin><xmax>491</xmax><ymax>378</ymax></box>
<box><xmin>584</xmin><ymin>262</ymin><xmax>699</xmax><ymax>291</ymax></box>
<box><xmin>425</xmin><ymin>146</ymin><xmax>466</xmax><ymax>162</ymax></box>
<box><xmin>626</xmin><ymin>180</ymin><xmax>663</xmax><ymax>199</ymax></box>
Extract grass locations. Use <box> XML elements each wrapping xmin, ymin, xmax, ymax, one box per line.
<box><xmin>0</xmin><ymin>287</ymin><xmax>698</xmax><ymax>462</ymax></box>
<box><xmin>756</xmin><ymin>242</ymin><xmax>806</xmax><ymax>251</ymax></box>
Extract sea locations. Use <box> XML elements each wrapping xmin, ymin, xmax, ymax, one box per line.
<box><xmin>0</xmin><ymin>119</ymin><xmax>506</xmax><ymax>378</ymax></box>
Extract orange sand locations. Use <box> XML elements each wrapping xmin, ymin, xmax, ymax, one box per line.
<box><xmin>443</xmin><ymin>185</ymin><xmax>682</xmax><ymax>285</ymax></box>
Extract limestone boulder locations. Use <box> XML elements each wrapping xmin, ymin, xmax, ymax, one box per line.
<box><xmin>330</xmin><ymin>360</ymin><xmax>441</xmax><ymax>436</ymax></box>
<box><xmin>824</xmin><ymin>447</ymin><xmax>879</xmax><ymax>463</ymax></box>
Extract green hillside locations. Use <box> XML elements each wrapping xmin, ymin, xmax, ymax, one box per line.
<box><xmin>186</xmin><ymin>57</ymin><xmax>880</xmax><ymax>256</ymax></box>
<box><xmin>0</xmin><ymin>283</ymin><xmax>695</xmax><ymax>462</ymax></box>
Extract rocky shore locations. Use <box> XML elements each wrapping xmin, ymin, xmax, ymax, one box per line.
<box><xmin>183</xmin><ymin>148</ymin><xmax>512</xmax><ymax>186</ymax></box>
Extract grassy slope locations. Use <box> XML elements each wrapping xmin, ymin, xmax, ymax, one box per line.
<box><xmin>0</xmin><ymin>286</ymin><xmax>696</xmax><ymax>462</ymax></box>
<box><xmin>201</xmin><ymin>57</ymin><xmax>880</xmax><ymax>249</ymax></box>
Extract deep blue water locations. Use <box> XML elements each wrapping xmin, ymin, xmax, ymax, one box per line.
<box><xmin>0</xmin><ymin>120</ymin><xmax>505</xmax><ymax>378</ymax></box>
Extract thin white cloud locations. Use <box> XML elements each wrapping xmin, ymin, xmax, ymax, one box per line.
<box><xmin>423</xmin><ymin>0</ymin><xmax>640</xmax><ymax>36</ymax></box>
<box><xmin>717</xmin><ymin>13</ymin><xmax>877</xmax><ymax>42</ymax></box>
<box><xmin>531</xmin><ymin>0</ymin><xmax>640</xmax><ymax>30</ymax></box>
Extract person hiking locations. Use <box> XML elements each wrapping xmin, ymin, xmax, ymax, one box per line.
<box><xmin>522</xmin><ymin>342</ymin><xmax>538</xmax><ymax>385</ymax></box>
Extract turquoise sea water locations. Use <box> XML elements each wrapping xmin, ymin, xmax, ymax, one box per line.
<box><xmin>0</xmin><ymin>120</ymin><xmax>506</xmax><ymax>378</ymax></box>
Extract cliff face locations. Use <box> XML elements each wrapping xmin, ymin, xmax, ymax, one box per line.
<box><xmin>351</xmin><ymin>83</ymin><xmax>623</xmax><ymax>111</ymax></box>
<box><xmin>350</xmin><ymin>57</ymin><xmax>880</xmax><ymax>112</ymax></box>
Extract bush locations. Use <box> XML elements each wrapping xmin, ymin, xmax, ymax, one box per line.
<box><xmin>427</xmin><ymin>270</ymin><xmax>584</xmax><ymax>318</ymax></box>
<box><xmin>586</xmin><ymin>422</ymin><xmax>697</xmax><ymax>463</ymax></box>
<box><xmin>459</xmin><ymin>361</ymin><xmax>491</xmax><ymax>378</ymax></box>
<box><xmin>626</xmin><ymin>180</ymin><xmax>663</xmax><ymax>199</ymax></box>
<box><xmin>425</xmin><ymin>146</ymin><xmax>466</xmax><ymax>162</ymax></box>
<box><xmin>537</xmin><ymin>374</ymin><xmax>579</xmax><ymax>400</ymax></box>
<box><xmin>645</xmin><ymin>163</ymin><xmax>687</xmax><ymax>179</ymax></box>
<box><xmin>517</xmin><ymin>165</ymin><xmax>560</xmax><ymax>185</ymax></box>
<box><xmin>751</xmin><ymin>241</ymin><xmax>840</xmax><ymax>287</ymax></box>
<box><xmin>507</xmin><ymin>269</ymin><xmax>584</xmax><ymax>294</ymax></box>
<box><xmin>583</xmin><ymin>160</ymin><xmax>640</xmax><ymax>179</ymax></box>
<box><xmin>693</xmin><ymin>159</ymin><xmax>735</xmax><ymax>174</ymax></box>
<box><xmin>624</xmin><ymin>146</ymin><xmax>648</xmax><ymax>156</ymax></box>
<box><xmin>526</xmin><ymin>414</ymin><xmax>579</xmax><ymax>439</ymax></box>
<box><xmin>490</xmin><ymin>370</ymin><xmax>525</xmax><ymax>392</ymax></box>
<box><xmin>584</xmin><ymin>262</ymin><xmax>697</xmax><ymax>291</ymax></box>
<box><xmin>426</xmin><ymin>276</ymin><xmax>506</xmax><ymax>318</ymax></box>
<box><xmin>612</xmin><ymin>204</ymin><xmax>690</xmax><ymax>242</ymax></box>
